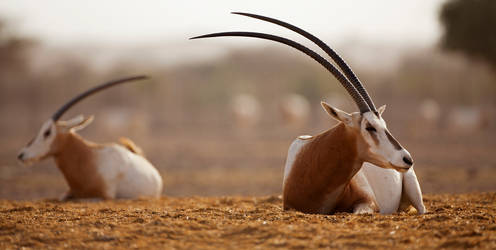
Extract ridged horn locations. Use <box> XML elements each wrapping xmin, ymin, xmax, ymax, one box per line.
<box><xmin>232</xmin><ymin>12</ymin><xmax>378</xmax><ymax>114</ymax></box>
<box><xmin>190</xmin><ymin>32</ymin><xmax>370</xmax><ymax>113</ymax></box>
<box><xmin>52</xmin><ymin>75</ymin><xmax>149</xmax><ymax>121</ymax></box>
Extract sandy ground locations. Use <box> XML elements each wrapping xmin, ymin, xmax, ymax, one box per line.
<box><xmin>1</xmin><ymin>113</ymin><xmax>495</xmax><ymax>249</ymax></box>
<box><xmin>1</xmin><ymin>193</ymin><xmax>495</xmax><ymax>249</ymax></box>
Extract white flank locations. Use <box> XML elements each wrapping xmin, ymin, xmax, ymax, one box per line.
<box><xmin>96</xmin><ymin>144</ymin><xmax>163</xmax><ymax>199</ymax></box>
<box><xmin>282</xmin><ymin>136</ymin><xmax>312</xmax><ymax>188</ymax></box>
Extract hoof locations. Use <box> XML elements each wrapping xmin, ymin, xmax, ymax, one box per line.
<box><xmin>353</xmin><ymin>203</ymin><xmax>376</xmax><ymax>214</ymax></box>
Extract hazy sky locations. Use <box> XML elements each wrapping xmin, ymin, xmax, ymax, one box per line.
<box><xmin>0</xmin><ymin>0</ymin><xmax>446</xmax><ymax>47</ymax></box>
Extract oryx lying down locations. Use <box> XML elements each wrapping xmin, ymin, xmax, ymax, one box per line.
<box><xmin>17</xmin><ymin>76</ymin><xmax>163</xmax><ymax>200</ymax></box>
<box><xmin>192</xmin><ymin>12</ymin><xmax>425</xmax><ymax>214</ymax></box>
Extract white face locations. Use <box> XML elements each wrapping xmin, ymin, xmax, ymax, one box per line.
<box><xmin>17</xmin><ymin>115</ymin><xmax>94</xmax><ymax>165</ymax></box>
<box><xmin>17</xmin><ymin>119</ymin><xmax>57</xmax><ymax>165</ymax></box>
<box><xmin>359</xmin><ymin>111</ymin><xmax>413</xmax><ymax>172</ymax></box>
<box><xmin>321</xmin><ymin>102</ymin><xmax>413</xmax><ymax>172</ymax></box>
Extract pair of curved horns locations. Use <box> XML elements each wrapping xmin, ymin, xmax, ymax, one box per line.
<box><xmin>191</xmin><ymin>12</ymin><xmax>378</xmax><ymax>114</ymax></box>
<box><xmin>52</xmin><ymin>75</ymin><xmax>149</xmax><ymax>121</ymax></box>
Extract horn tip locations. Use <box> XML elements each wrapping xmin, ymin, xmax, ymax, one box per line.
<box><xmin>190</xmin><ymin>34</ymin><xmax>214</xmax><ymax>40</ymax></box>
<box><xmin>129</xmin><ymin>75</ymin><xmax>150</xmax><ymax>82</ymax></box>
<box><xmin>136</xmin><ymin>75</ymin><xmax>150</xmax><ymax>80</ymax></box>
<box><xmin>231</xmin><ymin>12</ymin><xmax>254</xmax><ymax>17</ymax></box>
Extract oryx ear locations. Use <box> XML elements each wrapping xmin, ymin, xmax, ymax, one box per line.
<box><xmin>378</xmin><ymin>105</ymin><xmax>386</xmax><ymax>116</ymax></box>
<box><xmin>321</xmin><ymin>101</ymin><xmax>352</xmax><ymax>125</ymax></box>
<box><xmin>57</xmin><ymin>115</ymin><xmax>94</xmax><ymax>132</ymax></box>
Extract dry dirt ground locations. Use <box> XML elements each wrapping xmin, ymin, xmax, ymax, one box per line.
<box><xmin>1</xmin><ymin>193</ymin><xmax>495</xmax><ymax>249</ymax></box>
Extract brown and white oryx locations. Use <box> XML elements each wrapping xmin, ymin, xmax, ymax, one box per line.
<box><xmin>192</xmin><ymin>12</ymin><xmax>425</xmax><ymax>214</ymax></box>
<box><xmin>17</xmin><ymin>76</ymin><xmax>163</xmax><ymax>200</ymax></box>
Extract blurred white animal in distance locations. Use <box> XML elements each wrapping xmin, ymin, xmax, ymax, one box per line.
<box><xmin>230</xmin><ymin>93</ymin><xmax>261</xmax><ymax>128</ymax></box>
<box><xmin>279</xmin><ymin>93</ymin><xmax>310</xmax><ymax>127</ymax></box>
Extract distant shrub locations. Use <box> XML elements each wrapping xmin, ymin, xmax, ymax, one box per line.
<box><xmin>440</xmin><ymin>0</ymin><xmax>496</xmax><ymax>69</ymax></box>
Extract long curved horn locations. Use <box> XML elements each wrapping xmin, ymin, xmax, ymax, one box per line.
<box><xmin>190</xmin><ymin>32</ymin><xmax>370</xmax><ymax>113</ymax></box>
<box><xmin>232</xmin><ymin>12</ymin><xmax>378</xmax><ymax>114</ymax></box>
<box><xmin>52</xmin><ymin>75</ymin><xmax>149</xmax><ymax>121</ymax></box>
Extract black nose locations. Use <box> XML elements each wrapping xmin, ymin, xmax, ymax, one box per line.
<box><xmin>403</xmin><ymin>156</ymin><xmax>413</xmax><ymax>166</ymax></box>
<box><xmin>17</xmin><ymin>153</ymin><xmax>24</xmax><ymax>160</ymax></box>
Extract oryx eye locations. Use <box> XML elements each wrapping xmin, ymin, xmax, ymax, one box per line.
<box><xmin>43</xmin><ymin>129</ymin><xmax>51</xmax><ymax>138</ymax></box>
<box><xmin>366</xmin><ymin>126</ymin><xmax>377</xmax><ymax>132</ymax></box>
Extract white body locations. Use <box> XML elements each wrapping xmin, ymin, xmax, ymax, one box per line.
<box><xmin>95</xmin><ymin>144</ymin><xmax>163</xmax><ymax>199</ymax></box>
<box><xmin>448</xmin><ymin>106</ymin><xmax>483</xmax><ymax>131</ymax></box>
<box><xmin>279</xmin><ymin>94</ymin><xmax>310</xmax><ymax>126</ymax></box>
<box><xmin>231</xmin><ymin>94</ymin><xmax>261</xmax><ymax>127</ymax></box>
<box><xmin>283</xmin><ymin>136</ymin><xmax>425</xmax><ymax>214</ymax></box>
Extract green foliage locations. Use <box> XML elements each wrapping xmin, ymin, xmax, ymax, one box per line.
<box><xmin>440</xmin><ymin>0</ymin><xmax>496</xmax><ymax>68</ymax></box>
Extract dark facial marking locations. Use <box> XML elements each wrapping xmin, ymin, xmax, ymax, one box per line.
<box><xmin>369</xmin><ymin>131</ymin><xmax>379</xmax><ymax>145</ymax></box>
<box><xmin>386</xmin><ymin>130</ymin><xmax>402</xmax><ymax>150</ymax></box>
<box><xmin>26</xmin><ymin>137</ymin><xmax>35</xmax><ymax>147</ymax></box>
<box><xmin>365</xmin><ymin>122</ymin><xmax>377</xmax><ymax>132</ymax></box>
<box><xmin>43</xmin><ymin>129</ymin><xmax>51</xmax><ymax>138</ymax></box>
<box><xmin>364</xmin><ymin>121</ymin><xmax>379</xmax><ymax>145</ymax></box>
<box><xmin>364</xmin><ymin>123</ymin><xmax>378</xmax><ymax>146</ymax></box>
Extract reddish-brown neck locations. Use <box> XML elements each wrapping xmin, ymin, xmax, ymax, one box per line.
<box><xmin>52</xmin><ymin>132</ymin><xmax>107</xmax><ymax>198</ymax></box>
<box><xmin>283</xmin><ymin>123</ymin><xmax>366</xmax><ymax>213</ymax></box>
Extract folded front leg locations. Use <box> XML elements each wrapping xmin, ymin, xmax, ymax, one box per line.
<box><xmin>335</xmin><ymin>172</ymin><xmax>379</xmax><ymax>214</ymax></box>
<box><xmin>401</xmin><ymin>167</ymin><xmax>426</xmax><ymax>214</ymax></box>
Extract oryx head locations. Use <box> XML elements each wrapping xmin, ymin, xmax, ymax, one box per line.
<box><xmin>191</xmin><ymin>12</ymin><xmax>413</xmax><ymax>172</ymax></box>
<box><xmin>321</xmin><ymin>102</ymin><xmax>413</xmax><ymax>172</ymax></box>
<box><xmin>17</xmin><ymin>76</ymin><xmax>148</xmax><ymax>165</ymax></box>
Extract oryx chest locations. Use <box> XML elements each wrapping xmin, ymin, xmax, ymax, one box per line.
<box><xmin>358</xmin><ymin>163</ymin><xmax>403</xmax><ymax>214</ymax></box>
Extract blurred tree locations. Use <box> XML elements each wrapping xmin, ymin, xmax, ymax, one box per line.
<box><xmin>440</xmin><ymin>0</ymin><xmax>496</xmax><ymax>68</ymax></box>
